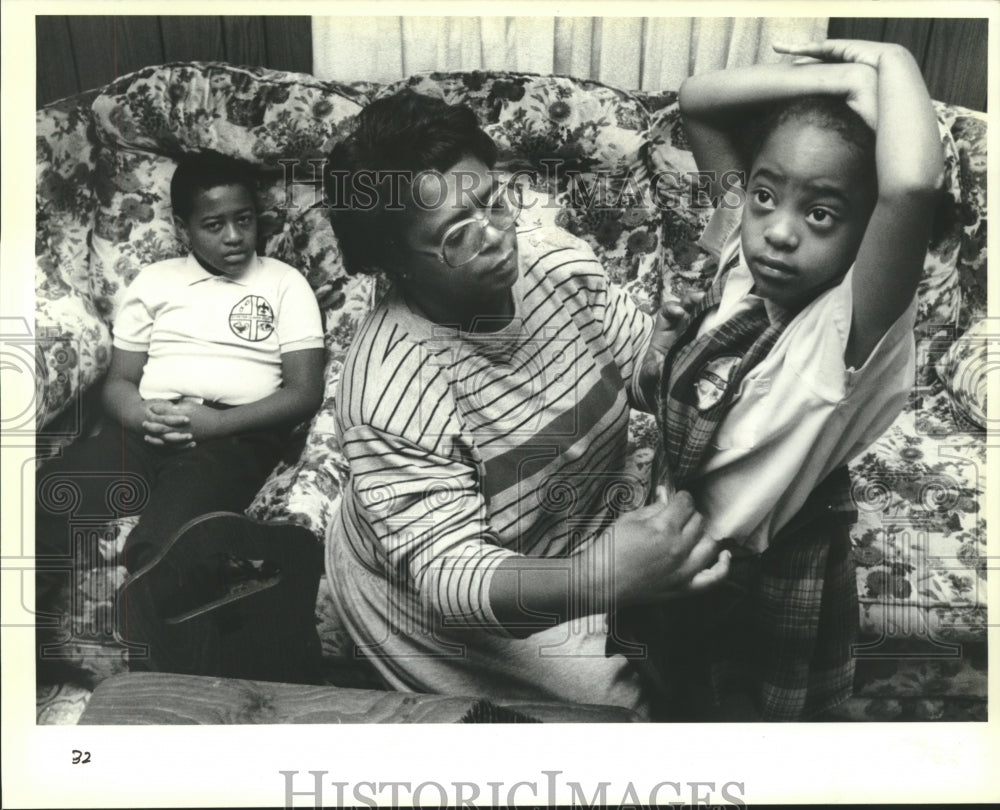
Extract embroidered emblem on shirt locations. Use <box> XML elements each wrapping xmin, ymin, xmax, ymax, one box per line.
<box><xmin>694</xmin><ymin>355</ymin><xmax>740</xmax><ymax>411</ymax></box>
<box><xmin>229</xmin><ymin>296</ymin><xmax>275</xmax><ymax>342</ymax></box>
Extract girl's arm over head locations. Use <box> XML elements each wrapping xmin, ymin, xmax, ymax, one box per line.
<box><xmin>779</xmin><ymin>40</ymin><xmax>944</xmax><ymax>368</ymax></box>
<box><xmin>678</xmin><ymin>58</ymin><xmax>874</xmax><ymax>204</ymax></box>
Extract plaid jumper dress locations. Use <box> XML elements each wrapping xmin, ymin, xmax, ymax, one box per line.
<box><xmin>609</xmin><ymin>256</ymin><xmax>859</xmax><ymax>721</ymax></box>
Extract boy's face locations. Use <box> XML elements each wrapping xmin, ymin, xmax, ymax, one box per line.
<box><xmin>741</xmin><ymin>120</ymin><xmax>876</xmax><ymax>310</ymax></box>
<box><xmin>178</xmin><ymin>183</ymin><xmax>258</xmax><ymax>279</ymax></box>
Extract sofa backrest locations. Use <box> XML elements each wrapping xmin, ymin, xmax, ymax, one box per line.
<box><xmin>34</xmin><ymin>62</ymin><xmax>988</xmax><ymax>431</ymax></box>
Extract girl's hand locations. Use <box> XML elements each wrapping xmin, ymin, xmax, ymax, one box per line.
<box><xmin>641</xmin><ymin>300</ymin><xmax>686</xmax><ymax>372</ymax></box>
<box><xmin>649</xmin><ymin>294</ymin><xmax>701</xmax><ymax>355</ymax></box>
<box><xmin>775</xmin><ymin>41</ymin><xmax>880</xmax><ymax>129</ymax></box>
<box><xmin>773</xmin><ymin>38</ymin><xmax>907</xmax><ymax>69</ymax></box>
<box><xmin>843</xmin><ymin>62</ymin><xmax>878</xmax><ymax>130</ymax></box>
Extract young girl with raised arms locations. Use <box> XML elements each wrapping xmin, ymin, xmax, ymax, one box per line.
<box><xmin>616</xmin><ymin>40</ymin><xmax>944</xmax><ymax>720</ymax></box>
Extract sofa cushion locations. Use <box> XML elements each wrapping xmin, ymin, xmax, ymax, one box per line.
<box><xmin>36</xmin><ymin>92</ymin><xmax>101</xmax><ymax>303</ymax></box>
<box><xmin>34</xmin><ymin>291</ymin><xmax>112</xmax><ymax>431</ymax></box>
<box><xmin>376</xmin><ymin>72</ymin><xmax>649</xmax><ymax>175</ymax></box>
<box><xmin>848</xmin><ymin>393</ymin><xmax>986</xmax><ymax>645</ymax></box>
<box><xmin>89</xmin><ymin>148</ymin><xmax>182</xmax><ymax>323</ymax></box>
<box><xmin>938</xmin><ymin>103</ymin><xmax>988</xmax><ymax>328</ymax></box>
<box><xmin>36</xmin><ymin>94</ymin><xmax>107</xmax><ymax>427</ymax></box>
<box><xmin>934</xmin><ymin>318</ymin><xmax>990</xmax><ymax>430</ymax></box>
<box><xmin>91</xmin><ymin>62</ymin><xmax>365</xmax><ymax>160</ymax></box>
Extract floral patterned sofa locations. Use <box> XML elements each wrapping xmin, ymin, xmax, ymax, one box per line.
<box><xmin>34</xmin><ymin>62</ymin><xmax>988</xmax><ymax>723</ymax></box>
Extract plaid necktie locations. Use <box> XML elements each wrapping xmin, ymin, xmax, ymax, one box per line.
<box><xmin>657</xmin><ymin>257</ymin><xmax>791</xmax><ymax>488</ymax></box>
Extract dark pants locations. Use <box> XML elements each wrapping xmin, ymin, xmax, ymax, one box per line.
<box><xmin>35</xmin><ymin>417</ymin><xmax>287</xmax><ymax>582</ymax></box>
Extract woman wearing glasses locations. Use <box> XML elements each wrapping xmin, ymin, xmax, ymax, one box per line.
<box><xmin>324</xmin><ymin>91</ymin><xmax>729</xmax><ymax>714</ymax></box>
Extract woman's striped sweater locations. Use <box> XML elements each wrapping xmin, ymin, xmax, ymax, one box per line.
<box><xmin>332</xmin><ymin>224</ymin><xmax>653</xmax><ymax>636</ymax></box>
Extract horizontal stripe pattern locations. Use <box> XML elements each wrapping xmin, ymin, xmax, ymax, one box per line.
<box><xmin>334</xmin><ymin>226</ymin><xmax>653</xmax><ymax>631</ymax></box>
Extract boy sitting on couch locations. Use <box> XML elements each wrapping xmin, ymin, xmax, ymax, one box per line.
<box><xmin>35</xmin><ymin>153</ymin><xmax>325</xmax><ymax>671</ymax></box>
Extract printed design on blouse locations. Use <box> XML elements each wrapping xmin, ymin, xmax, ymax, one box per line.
<box><xmin>229</xmin><ymin>295</ymin><xmax>275</xmax><ymax>342</ymax></box>
<box><xmin>694</xmin><ymin>355</ymin><xmax>740</xmax><ymax>411</ymax></box>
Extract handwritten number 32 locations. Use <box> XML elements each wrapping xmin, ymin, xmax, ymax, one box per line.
<box><xmin>71</xmin><ymin>750</ymin><xmax>91</xmax><ymax>764</ymax></box>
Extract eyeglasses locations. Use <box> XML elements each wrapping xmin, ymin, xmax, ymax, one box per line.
<box><xmin>435</xmin><ymin>181</ymin><xmax>522</xmax><ymax>268</ymax></box>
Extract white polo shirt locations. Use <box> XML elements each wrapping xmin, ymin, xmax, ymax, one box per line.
<box><xmin>688</xmin><ymin>208</ymin><xmax>917</xmax><ymax>552</ymax></box>
<box><xmin>113</xmin><ymin>255</ymin><xmax>324</xmax><ymax>406</ymax></box>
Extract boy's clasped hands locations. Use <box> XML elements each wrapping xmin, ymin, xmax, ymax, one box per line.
<box><xmin>141</xmin><ymin>397</ymin><xmax>221</xmax><ymax>448</ymax></box>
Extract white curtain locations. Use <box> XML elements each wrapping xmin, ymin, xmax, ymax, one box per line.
<box><xmin>311</xmin><ymin>16</ymin><xmax>829</xmax><ymax>90</ymax></box>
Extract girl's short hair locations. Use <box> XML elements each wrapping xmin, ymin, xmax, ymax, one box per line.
<box><xmin>743</xmin><ymin>95</ymin><xmax>876</xmax><ymax>178</ymax></box>
<box><xmin>325</xmin><ymin>91</ymin><xmax>498</xmax><ymax>275</ymax></box>
<box><xmin>170</xmin><ymin>151</ymin><xmax>259</xmax><ymax>222</ymax></box>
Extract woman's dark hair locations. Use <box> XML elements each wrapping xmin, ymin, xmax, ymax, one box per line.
<box><xmin>325</xmin><ymin>90</ymin><xmax>498</xmax><ymax>275</ymax></box>
<box><xmin>170</xmin><ymin>151</ymin><xmax>259</xmax><ymax>222</ymax></box>
<box><xmin>742</xmin><ymin>94</ymin><xmax>876</xmax><ymax>182</ymax></box>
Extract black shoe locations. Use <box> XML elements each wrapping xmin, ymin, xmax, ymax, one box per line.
<box><xmin>117</xmin><ymin>512</ymin><xmax>324</xmax><ymax>684</ymax></box>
